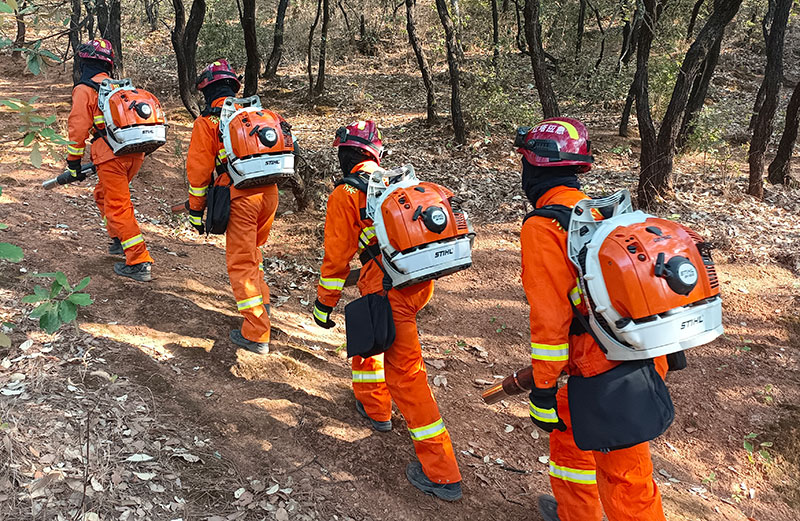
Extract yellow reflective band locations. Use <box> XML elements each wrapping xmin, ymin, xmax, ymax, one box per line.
<box><xmin>531</xmin><ymin>342</ymin><xmax>569</xmax><ymax>361</ymax></box>
<box><xmin>188</xmin><ymin>215</ymin><xmax>202</xmax><ymax>226</ymax></box>
<box><xmin>408</xmin><ymin>419</ymin><xmax>446</xmax><ymax>441</ymax></box>
<box><xmin>313</xmin><ymin>306</ymin><xmax>328</xmax><ymax>322</ymax></box>
<box><xmin>569</xmin><ymin>286</ymin><xmax>582</xmax><ymax>306</ymax></box>
<box><xmin>549</xmin><ymin>462</ymin><xmax>597</xmax><ymax>485</ymax></box>
<box><xmin>121</xmin><ymin>234</ymin><xmax>144</xmax><ymax>249</ymax></box>
<box><xmin>102</xmin><ymin>216</ymin><xmax>107</xmax><ymax>225</ymax></box>
<box><xmin>93</xmin><ymin>115</ymin><xmax>105</xmax><ymax>123</ymax></box>
<box><xmin>189</xmin><ymin>185</ymin><xmax>209</xmax><ymax>196</ymax></box>
<box><xmin>529</xmin><ymin>401</ymin><xmax>559</xmax><ymax>422</ymax></box>
<box><xmin>237</xmin><ymin>295</ymin><xmax>263</xmax><ymax>311</ymax></box>
<box><xmin>546</xmin><ymin>120</ymin><xmax>580</xmax><ymax>139</ymax></box>
<box><xmin>99</xmin><ymin>40</ymin><xmax>107</xmax><ymax>48</ymax></box>
<box><xmin>318</xmin><ymin>277</ymin><xmax>345</xmax><ymax>291</ymax></box>
<box><xmin>67</xmin><ymin>145</ymin><xmax>85</xmax><ymax>155</ymax></box>
<box><xmin>359</xmin><ymin>226</ymin><xmax>376</xmax><ymax>243</ymax></box>
<box><xmin>258</xmin><ymin>264</ymin><xmax>264</xmax><ymax>272</ymax></box>
<box><xmin>352</xmin><ymin>370</ymin><xmax>385</xmax><ymax>383</ymax></box>
<box><xmin>218</xmin><ymin>149</ymin><xmax>228</xmax><ymax>159</ymax></box>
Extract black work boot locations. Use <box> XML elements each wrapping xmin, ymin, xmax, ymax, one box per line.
<box><xmin>537</xmin><ymin>494</ymin><xmax>560</xmax><ymax>521</ymax></box>
<box><xmin>108</xmin><ymin>237</ymin><xmax>123</xmax><ymax>255</ymax></box>
<box><xmin>229</xmin><ymin>329</ymin><xmax>269</xmax><ymax>355</ymax></box>
<box><xmin>355</xmin><ymin>400</ymin><xmax>392</xmax><ymax>432</ymax></box>
<box><xmin>405</xmin><ymin>461</ymin><xmax>462</xmax><ymax>502</ymax></box>
<box><xmin>113</xmin><ymin>261</ymin><xmax>152</xmax><ymax>282</ymax></box>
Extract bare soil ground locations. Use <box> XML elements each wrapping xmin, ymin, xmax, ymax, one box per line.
<box><xmin>1</xmin><ymin>55</ymin><xmax>799</xmax><ymax>521</ymax></box>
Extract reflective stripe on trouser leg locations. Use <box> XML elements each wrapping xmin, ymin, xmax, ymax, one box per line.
<box><xmin>97</xmin><ymin>156</ymin><xmax>152</xmax><ymax>265</ymax></box>
<box><xmin>352</xmin><ymin>354</ymin><xmax>391</xmax><ymax>422</ymax></box>
<box><xmin>594</xmin><ymin>443</ymin><xmax>666</xmax><ymax>521</ymax></box>
<box><xmin>549</xmin><ymin>385</ymin><xmax>603</xmax><ymax>521</ymax></box>
<box><xmin>383</xmin><ymin>283</ymin><xmax>461</xmax><ymax>484</ymax></box>
<box><xmin>226</xmin><ymin>189</ymin><xmax>278</xmax><ymax>344</ymax></box>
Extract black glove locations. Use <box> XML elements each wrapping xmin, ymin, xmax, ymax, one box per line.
<box><xmin>188</xmin><ymin>209</ymin><xmax>205</xmax><ymax>235</ymax></box>
<box><xmin>529</xmin><ymin>386</ymin><xmax>567</xmax><ymax>433</ymax></box>
<box><xmin>312</xmin><ymin>299</ymin><xmax>336</xmax><ymax>329</ymax></box>
<box><xmin>67</xmin><ymin>159</ymin><xmax>85</xmax><ymax>180</ymax></box>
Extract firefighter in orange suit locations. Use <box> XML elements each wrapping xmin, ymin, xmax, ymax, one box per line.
<box><xmin>66</xmin><ymin>39</ymin><xmax>152</xmax><ymax>281</ymax></box>
<box><xmin>186</xmin><ymin>60</ymin><xmax>277</xmax><ymax>355</ymax></box>
<box><xmin>312</xmin><ymin>121</ymin><xmax>462</xmax><ymax>501</ymax></box>
<box><xmin>517</xmin><ymin>118</ymin><xmax>667</xmax><ymax>521</ymax></box>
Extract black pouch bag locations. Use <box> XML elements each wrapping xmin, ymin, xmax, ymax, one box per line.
<box><xmin>344</xmin><ymin>293</ymin><xmax>395</xmax><ymax>358</ymax></box>
<box><xmin>206</xmin><ymin>182</ymin><xmax>231</xmax><ymax>235</ymax></box>
<box><xmin>568</xmin><ymin>359</ymin><xmax>674</xmax><ymax>452</ymax></box>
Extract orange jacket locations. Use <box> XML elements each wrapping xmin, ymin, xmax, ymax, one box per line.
<box><xmin>316</xmin><ymin>160</ymin><xmax>386</xmax><ymax>308</ymax></box>
<box><xmin>66</xmin><ymin>72</ymin><xmax>120</xmax><ymax>166</ymax></box>
<box><xmin>186</xmin><ymin>97</ymin><xmax>278</xmax><ymax>211</ymax></box>
<box><xmin>521</xmin><ymin>186</ymin><xmax>620</xmax><ymax>389</ymax></box>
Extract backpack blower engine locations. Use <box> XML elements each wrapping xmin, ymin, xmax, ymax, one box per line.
<box><xmin>42</xmin><ymin>163</ymin><xmax>97</xmax><ymax>190</ymax></box>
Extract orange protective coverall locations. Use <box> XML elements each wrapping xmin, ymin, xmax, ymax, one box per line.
<box><xmin>317</xmin><ymin>160</ymin><xmax>462</xmax><ymax>484</ymax></box>
<box><xmin>67</xmin><ymin>72</ymin><xmax>151</xmax><ymax>265</ymax></box>
<box><xmin>186</xmin><ymin>97</ymin><xmax>278</xmax><ymax>344</ymax></box>
<box><xmin>522</xmin><ymin>185</ymin><xmax>668</xmax><ymax>521</ymax></box>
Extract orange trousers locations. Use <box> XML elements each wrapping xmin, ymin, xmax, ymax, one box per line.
<box><xmin>226</xmin><ymin>186</ymin><xmax>278</xmax><ymax>343</ymax></box>
<box><xmin>93</xmin><ymin>155</ymin><xmax>152</xmax><ymax>265</ymax></box>
<box><xmin>548</xmin><ymin>384</ymin><xmax>666</xmax><ymax>521</ymax></box>
<box><xmin>352</xmin><ymin>281</ymin><xmax>462</xmax><ymax>484</ymax></box>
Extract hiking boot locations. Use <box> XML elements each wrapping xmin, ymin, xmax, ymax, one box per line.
<box><xmin>108</xmin><ymin>237</ymin><xmax>123</xmax><ymax>255</ymax></box>
<box><xmin>229</xmin><ymin>329</ymin><xmax>269</xmax><ymax>355</ymax></box>
<box><xmin>113</xmin><ymin>261</ymin><xmax>152</xmax><ymax>282</ymax></box>
<box><xmin>537</xmin><ymin>494</ymin><xmax>560</xmax><ymax>521</ymax></box>
<box><xmin>405</xmin><ymin>461</ymin><xmax>462</xmax><ymax>502</ymax></box>
<box><xmin>355</xmin><ymin>400</ymin><xmax>392</xmax><ymax>432</ymax></box>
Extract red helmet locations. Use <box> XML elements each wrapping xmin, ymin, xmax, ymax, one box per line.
<box><xmin>78</xmin><ymin>39</ymin><xmax>114</xmax><ymax>65</ymax></box>
<box><xmin>514</xmin><ymin>117</ymin><xmax>593</xmax><ymax>172</ymax></box>
<box><xmin>333</xmin><ymin>120</ymin><xmax>384</xmax><ymax>162</ymax></box>
<box><xmin>196</xmin><ymin>60</ymin><xmax>241</xmax><ymax>91</ymax></box>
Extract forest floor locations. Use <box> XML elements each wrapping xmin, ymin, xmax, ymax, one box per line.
<box><xmin>1</xmin><ymin>51</ymin><xmax>799</xmax><ymax>521</ymax></box>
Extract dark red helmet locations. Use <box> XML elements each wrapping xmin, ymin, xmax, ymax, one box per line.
<box><xmin>78</xmin><ymin>39</ymin><xmax>114</xmax><ymax>65</ymax></box>
<box><xmin>333</xmin><ymin>120</ymin><xmax>384</xmax><ymax>162</ymax></box>
<box><xmin>514</xmin><ymin>117</ymin><xmax>593</xmax><ymax>172</ymax></box>
<box><xmin>196</xmin><ymin>59</ymin><xmax>241</xmax><ymax>92</ymax></box>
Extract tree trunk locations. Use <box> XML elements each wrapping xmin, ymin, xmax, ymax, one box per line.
<box><xmin>619</xmin><ymin>74</ymin><xmax>637</xmax><ymax>137</ymax></box>
<box><xmin>514</xmin><ymin>0</ymin><xmax>526</xmax><ymax>54</ymax></box>
<box><xmin>171</xmin><ymin>0</ymin><xmax>206</xmax><ymax>118</ymax></box>
<box><xmin>490</xmin><ymin>0</ymin><xmax>500</xmax><ymax>68</ymax></box>
<box><xmin>576</xmin><ymin>0</ymin><xmax>586</xmax><ymax>59</ymax></box>
<box><xmin>406</xmin><ymin>0</ymin><xmax>437</xmax><ymax>123</ymax></box>
<box><xmin>636</xmin><ymin>0</ymin><xmax>742</xmax><ymax>208</ymax></box>
<box><xmin>144</xmin><ymin>0</ymin><xmax>158</xmax><ymax>32</ymax></box>
<box><xmin>434</xmin><ymin>0</ymin><xmax>466</xmax><ymax>144</ymax></box>
<box><xmin>337</xmin><ymin>0</ymin><xmax>351</xmax><ymax>35</ymax></box>
<box><xmin>96</xmin><ymin>0</ymin><xmax>108</xmax><ymax>36</ymax></box>
<box><xmin>587</xmin><ymin>0</ymin><xmax>605</xmax><ymax>69</ymax></box>
<box><xmin>307</xmin><ymin>0</ymin><xmax>322</xmax><ymax>99</ymax></box>
<box><xmin>11</xmin><ymin>4</ymin><xmax>25</xmax><ymax>61</ymax></box>
<box><xmin>106</xmin><ymin>0</ymin><xmax>123</xmax><ymax>76</ymax></box>
<box><xmin>686</xmin><ymin>0</ymin><xmax>705</xmax><ymax>40</ymax></box>
<box><xmin>676</xmin><ymin>32</ymin><xmax>723</xmax><ymax>149</ymax></box>
<box><xmin>265</xmin><ymin>0</ymin><xmax>290</xmax><ymax>79</ymax></box>
<box><xmin>70</xmin><ymin>0</ymin><xmax>82</xmax><ymax>83</ymax></box>
<box><xmin>522</xmin><ymin>0</ymin><xmax>559</xmax><ymax>118</ymax></box>
<box><xmin>619</xmin><ymin>8</ymin><xmax>641</xmax><ymax>70</ymax></box>
<box><xmin>767</xmin><ymin>81</ymin><xmax>800</xmax><ymax>185</ymax></box>
<box><xmin>748</xmin><ymin>0</ymin><xmax>777</xmax><ymax>131</ymax></box>
<box><xmin>747</xmin><ymin>0</ymin><xmax>792</xmax><ymax>198</ymax></box>
<box><xmin>313</xmin><ymin>0</ymin><xmax>330</xmax><ymax>95</ymax></box>
<box><xmin>449</xmin><ymin>0</ymin><xmax>465</xmax><ymax>61</ymax></box>
<box><xmin>241</xmin><ymin>0</ymin><xmax>259</xmax><ymax>96</ymax></box>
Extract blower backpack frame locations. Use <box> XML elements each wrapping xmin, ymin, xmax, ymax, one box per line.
<box><xmin>565</xmin><ymin>190</ymin><xmax>723</xmax><ymax>361</ymax></box>
<box><xmin>97</xmin><ymin>79</ymin><xmax>167</xmax><ymax>155</ymax></box>
<box><xmin>218</xmin><ymin>96</ymin><xmax>295</xmax><ymax>189</ymax></box>
<box><xmin>365</xmin><ymin>165</ymin><xmax>475</xmax><ymax>289</ymax></box>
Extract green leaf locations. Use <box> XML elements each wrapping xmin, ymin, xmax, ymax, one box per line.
<box><xmin>21</xmin><ymin>294</ymin><xmax>46</xmax><ymax>304</ymax></box>
<box><xmin>0</xmin><ymin>242</ymin><xmax>24</xmax><ymax>262</ymax></box>
<box><xmin>7</xmin><ymin>0</ymin><xmax>18</xmax><ymax>11</ymax></box>
<box><xmin>68</xmin><ymin>293</ymin><xmax>93</xmax><ymax>306</ymax></box>
<box><xmin>45</xmin><ymin>115</ymin><xmax>56</xmax><ymax>125</ymax></box>
<box><xmin>0</xmin><ymin>332</ymin><xmax>10</xmax><ymax>348</ymax></box>
<box><xmin>759</xmin><ymin>450</ymin><xmax>772</xmax><ymax>462</ymax></box>
<box><xmin>743</xmin><ymin>441</ymin><xmax>753</xmax><ymax>452</ymax></box>
<box><xmin>760</xmin><ymin>442</ymin><xmax>773</xmax><ymax>448</ymax></box>
<box><xmin>30</xmin><ymin>142</ymin><xmax>42</xmax><ymax>168</ymax></box>
<box><xmin>744</xmin><ymin>432</ymin><xmax>758</xmax><ymax>439</ymax></box>
<box><xmin>0</xmin><ymin>100</ymin><xmax>21</xmax><ymax>110</ymax></box>
<box><xmin>29</xmin><ymin>302</ymin><xmax>51</xmax><ymax>319</ymax></box>
<box><xmin>48</xmin><ymin>279</ymin><xmax>63</xmax><ymax>298</ymax></box>
<box><xmin>73</xmin><ymin>276</ymin><xmax>91</xmax><ymax>292</ymax></box>
<box><xmin>32</xmin><ymin>272</ymin><xmax>59</xmax><ymax>278</ymax></box>
<box><xmin>58</xmin><ymin>300</ymin><xmax>77</xmax><ymax>323</ymax></box>
<box><xmin>26</xmin><ymin>54</ymin><xmax>41</xmax><ymax>76</ymax></box>
<box><xmin>0</xmin><ymin>223</ymin><xmax>7</xmax><ymax>230</ymax></box>
<box><xmin>39</xmin><ymin>50</ymin><xmax>61</xmax><ymax>62</ymax></box>
<box><xmin>22</xmin><ymin>132</ymin><xmax>35</xmax><ymax>146</ymax></box>
<box><xmin>0</xmin><ymin>3</ymin><xmax>14</xmax><ymax>14</ymax></box>
<box><xmin>39</xmin><ymin>307</ymin><xmax>61</xmax><ymax>334</ymax></box>
<box><xmin>54</xmin><ymin>271</ymin><xmax>70</xmax><ymax>291</ymax></box>
<box><xmin>33</xmin><ymin>285</ymin><xmax>49</xmax><ymax>298</ymax></box>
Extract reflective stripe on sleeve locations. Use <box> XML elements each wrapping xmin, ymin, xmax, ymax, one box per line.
<box><xmin>312</xmin><ymin>306</ymin><xmax>329</xmax><ymax>322</ymax></box>
<box><xmin>569</xmin><ymin>286</ymin><xmax>582</xmax><ymax>306</ymax></box>
<box><xmin>529</xmin><ymin>401</ymin><xmax>559</xmax><ymax>423</ymax></box>
<box><xmin>188</xmin><ymin>215</ymin><xmax>202</xmax><ymax>226</ymax></box>
<box><xmin>67</xmin><ymin>145</ymin><xmax>85</xmax><ymax>155</ymax></box>
<box><xmin>93</xmin><ymin>115</ymin><xmax>105</xmax><ymax>125</ymax></box>
<box><xmin>121</xmin><ymin>234</ymin><xmax>144</xmax><ymax>250</ymax></box>
<box><xmin>549</xmin><ymin>462</ymin><xmax>597</xmax><ymax>485</ymax></box>
<box><xmin>318</xmin><ymin>277</ymin><xmax>345</xmax><ymax>291</ymax></box>
<box><xmin>237</xmin><ymin>295</ymin><xmax>263</xmax><ymax>311</ymax></box>
<box><xmin>408</xmin><ymin>418</ymin><xmax>447</xmax><ymax>441</ymax></box>
<box><xmin>217</xmin><ymin>149</ymin><xmax>228</xmax><ymax>160</ymax></box>
<box><xmin>358</xmin><ymin>226</ymin><xmax>376</xmax><ymax>247</ymax></box>
<box><xmin>189</xmin><ymin>184</ymin><xmax>209</xmax><ymax>197</ymax></box>
<box><xmin>352</xmin><ymin>370</ymin><xmax>385</xmax><ymax>383</ymax></box>
<box><xmin>531</xmin><ymin>342</ymin><xmax>569</xmax><ymax>361</ymax></box>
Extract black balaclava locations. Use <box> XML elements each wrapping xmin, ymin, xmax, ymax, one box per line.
<box><xmin>521</xmin><ymin>158</ymin><xmax>582</xmax><ymax>207</ymax></box>
<box><xmin>338</xmin><ymin>146</ymin><xmax>373</xmax><ymax>177</ymax></box>
<box><xmin>201</xmin><ymin>79</ymin><xmax>238</xmax><ymax>112</ymax></box>
<box><xmin>77</xmin><ymin>58</ymin><xmax>112</xmax><ymax>86</ymax></box>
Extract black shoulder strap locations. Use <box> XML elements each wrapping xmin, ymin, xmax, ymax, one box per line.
<box><xmin>202</xmin><ymin>106</ymin><xmax>222</xmax><ymax>118</ymax></box>
<box><xmin>77</xmin><ymin>79</ymin><xmax>101</xmax><ymax>92</ymax></box>
<box><xmin>334</xmin><ymin>173</ymin><xmax>369</xmax><ymax>193</ymax></box>
<box><xmin>523</xmin><ymin>204</ymin><xmax>572</xmax><ymax>230</ymax></box>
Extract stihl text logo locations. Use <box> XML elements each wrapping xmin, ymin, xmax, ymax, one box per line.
<box><xmin>434</xmin><ymin>249</ymin><xmax>453</xmax><ymax>258</ymax></box>
<box><xmin>680</xmin><ymin>316</ymin><xmax>704</xmax><ymax>330</ymax></box>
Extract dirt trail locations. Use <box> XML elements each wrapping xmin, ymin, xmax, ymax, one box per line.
<box><xmin>1</xmin><ymin>68</ymin><xmax>799</xmax><ymax>521</ymax></box>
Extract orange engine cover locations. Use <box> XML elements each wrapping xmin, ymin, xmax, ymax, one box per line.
<box><xmin>106</xmin><ymin>88</ymin><xmax>166</xmax><ymax>129</ymax></box>
<box><xmin>380</xmin><ymin>182</ymin><xmax>470</xmax><ymax>253</ymax></box>
<box><xmin>227</xmin><ymin>109</ymin><xmax>293</xmax><ymax>159</ymax></box>
<box><xmin>597</xmin><ymin>218</ymin><xmax>719</xmax><ymax>320</ymax></box>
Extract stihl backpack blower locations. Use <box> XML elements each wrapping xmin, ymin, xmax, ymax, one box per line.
<box><xmin>361</xmin><ymin>165</ymin><xmax>475</xmax><ymax>288</ymax></box>
<box><xmin>218</xmin><ymin>95</ymin><xmax>295</xmax><ymax>188</ymax></box>
<box><xmin>96</xmin><ymin>79</ymin><xmax>167</xmax><ymax>155</ymax></box>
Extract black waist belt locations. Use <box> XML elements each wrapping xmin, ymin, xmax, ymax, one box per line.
<box><xmin>359</xmin><ymin>243</ymin><xmax>382</xmax><ymax>266</ymax></box>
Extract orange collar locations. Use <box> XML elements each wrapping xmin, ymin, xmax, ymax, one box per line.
<box><xmin>536</xmin><ymin>185</ymin><xmax>586</xmax><ymax>208</ymax></box>
<box><xmin>351</xmin><ymin>160</ymin><xmax>381</xmax><ymax>174</ymax></box>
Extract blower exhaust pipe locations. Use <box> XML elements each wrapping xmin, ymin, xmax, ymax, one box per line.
<box><xmin>42</xmin><ymin>163</ymin><xmax>96</xmax><ymax>190</ymax></box>
<box><xmin>481</xmin><ymin>366</ymin><xmax>534</xmax><ymax>405</ymax></box>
